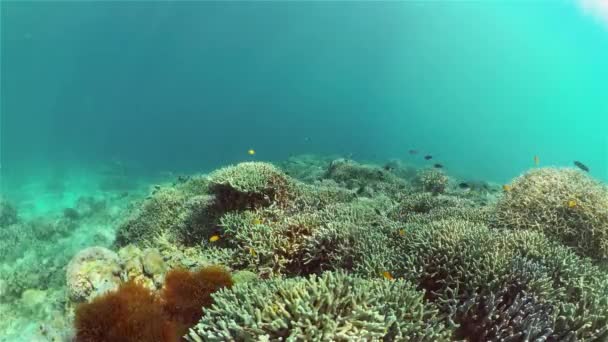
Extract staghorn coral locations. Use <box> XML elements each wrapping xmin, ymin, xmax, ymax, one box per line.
<box><xmin>493</xmin><ymin>167</ymin><xmax>608</xmax><ymax>260</ymax></box>
<box><xmin>452</xmin><ymin>283</ymin><xmax>555</xmax><ymax>342</ymax></box>
<box><xmin>208</xmin><ymin>162</ymin><xmax>298</xmax><ymax>211</ymax></box>
<box><xmin>187</xmin><ymin>271</ymin><xmax>452</xmax><ymax>342</ymax></box>
<box><xmin>217</xmin><ymin>196</ymin><xmax>400</xmax><ymax>278</ymax></box>
<box><xmin>389</xmin><ymin>192</ymin><xmax>489</xmax><ymax>224</ymax></box>
<box><xmin>115</xmin><ymin>186</ymin><xmax>188</xmax><ymax>247</ymax></box>
<box><xmin>396</xmin><ymin>219</ymin><xmax>608</xmax><ymax>340</ymax></box>
<box><xmin>115</xmin><ymin>175</ymin><xmax>219</xmax><ymax>247</ymax></box>
<box><xmin>413</xmin><ymin>168</ymin><xmax>449</xmax><ymax>194</ymax></box>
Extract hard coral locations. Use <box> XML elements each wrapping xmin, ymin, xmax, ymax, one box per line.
<box><xmin>208</xmin><ymin>162</ymin><xmax>297</xmax><ymax>211</ymax></box>
<box><xmin>396</xmin><ymin>219</ymin><xmax>608</xmax><ymax>340</ymax></box>
<box><xmin>75</xmin><ymin>280</ymin><xmax>178</xmax><ymax>342</ymax></box>
<box><xmin>187</xmin><ymin>271</ymin><xmax>451</xmax><ymax>342</ymax></box>
<box><xmin>414</xmin><ymin>168</ymin><xmax>449</xmax><ymax>194</ymax></box>
<box><xmin>115</xmin><ymin>176</ymin><xmax>217</xmax><ymax>247</ymax></box>
<box><xmin>493</xmin><ymin>167</ymin><xmax>608</xmax><ymax>260</ymax></box>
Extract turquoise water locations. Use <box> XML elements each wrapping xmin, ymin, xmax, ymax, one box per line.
<box><xmin>3</xmin><ymin>1</ymin><xmax>607</xmax><ymax>189</ymax></box>
<box><xmin>2</xmin><ymin>1</ymin><xmax>608</xmax><ymax>340</ymax></box>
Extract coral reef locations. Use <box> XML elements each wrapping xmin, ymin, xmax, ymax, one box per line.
<box><xmin>493</xmin><ymin>167</ymin><xmax>608</xmax><ymax>260</ymax></box>
<box><xmin>187</xmin><ymin>271</ymin><xmax>452</xmax><ymax>341</ymax></box>
<box><xmin>0</xmin><ymin>198</ymin><xmax>19</xmax><ymax>227</ymax></box>
<box><xmin>208</xmin><ymin>162</ymin><xmax>297</xmax><ymax>211</ymax></box>
<box><xmin>323</xmin><ymin>158</ymin><xmax>409</xmax><ymax>198</ymax></box>
<box><xmin>114</xmin><ymin>175</ymin><xmax>215</xmax><ymax>247</ymax></box>
<box><xmin>396</xmin><ymin>219</ymin><xmax>608</xmax><ymax>340</ymax></box>
<box><xmin>414</xmin><ymin>168</ymin><xmax>449</xmax><ymax>194</ymax></box>
<box><xmin>8</xmin><ymin>155</ymin><xmax>608</xmax><ymax>341</ymax></box>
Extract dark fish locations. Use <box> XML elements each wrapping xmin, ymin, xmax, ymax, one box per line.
<box><xmin>424</xmin><ymin>155</ymin><xmax>433</xmax><ymax>160</ymax></box>
<box><xmin>458</xmin><ymin>182</ymin><xmax>470</xmax><ymax>189</ymax></box>
<box><xmin>433</xmin><ymin>163</ymin><xmax>443</xmax><ymax>168</ymax></box>
<box><xmin>383</xmin><ymin>164</ymin><xmax>394</xmax><ymax>171</ymax></box>
<box><xmin>574</xmin><ymin>161</ymin><xmax>589</xmax><ymax>172</ymax></box>
<box><xmin>408</xmin><ymin>149</ymin><xmax>418</xmax><ymax>155</ymax></box>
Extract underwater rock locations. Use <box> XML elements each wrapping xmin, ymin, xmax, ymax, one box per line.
<box><xmin>66</xmin><ymin>246</ymin><xmax>122</xmax><ymax>302</ymax></box>
<box><xmin>116</xmin><ymin>245</ymin><xmax>157</xmax><ymax>290</ymax></box>
<box><xmin>142</xmin><ymin>248</ymin><xmax>167</xmax><ymax>277</ymax></box>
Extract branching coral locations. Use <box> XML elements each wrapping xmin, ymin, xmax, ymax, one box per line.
<box><xmin>389</xmin><ymin>192</ymin><xmax>489</xmax><ymax>225</ymax></box>
<box><xmin>413</xmin><ymin>168</ymin><xmax>449</xmax><ymax>194</ymax></box>
<box><xmin>217</xmin><ymin>196</ymin><xmax>400</xmax><ymax>278</ymax></box>
<box><xmin>396</xmin><ymin>219</ymin><xmax>608</xmax><ymax>340</ymax></box>
<box><xmin>115</xmin><ymin>187</ymin><xmax>188</xmax><ymax>247</ymax></box>
<box><xmin>208</xmin><ymin>162</ymin><xmax>298</xmax><ymax>211</ymax></box>
<box><xmin>187</xmin><ymin>271</ymin><xmax>452</xmax><ymax>342</ymax></box>
<box><xmin>493</xmin><ymin>167</ymin><xmax>608</xmax><ymax>260</ymax></box>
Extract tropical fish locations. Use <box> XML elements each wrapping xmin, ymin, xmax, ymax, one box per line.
<box><xmin>502</xmin><ymin>184</ymin><xmax>512</xmax><ymax>192</ymax></box>
<box><xmin>382</xmin><ymin>271</ymin><xmax>394</xmax><ymax>281</ymax></box>
<box><xmin>458</xmin><ymin>182</ymin><xmax>470</xmax><ymax>189</ymax></box>
<box><xmin>568</xmin><ymin>199</ymin><xmax>577</xmax><ymax>208</ymax></box>
<box><xmin>398</xmin><ymin>229</ymin><xmax>406</xmax><ymax>237</ymax></box>
<box><xmin>424</xmin><ymin>155</ymin><xmax>433</xmax><ymax>160</ymax></box>
<box><xmin>209</xmin><ymin>235</ymin><xmax>221</xmax><ymax>242</ymax></box>
<box><xmin>248</xmin><ymin>149</ymin><xmax>256</xmax><ymax>156</ymax></box>
<box><xmin>433</xmin><ymin>163</ymin><xmax>443</xmax><ymax>169</ymax></box>
<box><xmin>252</xmin><ymin>218</ymin><xmax>263</xmax><ymax>225</ymax></box>
<box><xmin>534</xmin><ymin>155</ymin><xmax>539</xmax><ymax>166</ymax></box>
<box><xmin>573</xmin><ymin>161</ymin><xmax>589</xmax><ymax>172</ymax></box>
<box><xmin>249</xmin><ymin>247</ymin><xmax>257</xmax><ymax>256</ymax></box>
<box><xmin>408</xmin><ymin>149</ymin><xmax>418</xmax><ymax>155</ymax></box>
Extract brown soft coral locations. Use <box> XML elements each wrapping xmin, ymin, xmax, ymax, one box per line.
<box><xmin>161</xmin><ymin>266</ymin><xmax>233</xmax><ymax>335</ymax></box>
<box><xmin>74</xmin><ymin>266</ymin><xmax>233</xmax><ymax>341</ymax></box>
<box><xmin>74</xmin><ymin>280</ymin><xmax>178</xmax><ymax>342</ymax></box>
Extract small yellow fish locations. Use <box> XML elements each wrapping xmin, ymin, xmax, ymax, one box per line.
<box><xmin>568</xmin><ymin>199</ymin><xmax>577</xmax><ymax>208</ymax></box>
<box><xmin>252</xmin><ymin>218</ymin><xmax>263</xmax><ymax>225</ymax></box>
<box><xmin>249</xmin><ymin>247</ymin><xmax>257</xmax><ymax>256</ymax></box>
<box><xmin>502</xmin><ymin>184</ymin><xmax>512</xmax><ymax>192</ymax></box>
<box><xmin>209</xmin><ymin>235</ymin><xmax>221</xmax><ymax>242</ymax></box>
<box><xmin>382</xmin><ymin>271</ymin><xmax>394</xmax><ymax>281</ymax></box>
<box><xmin>534</xmin><ymin>155</ymin><xmax>539</xmax><ymax>166</ymax></box>
<box><xmin>398</xmin><ymin>229</ymin><xmax>406</xmax><ymax>237</ymax></box>
<box><xmin>248</xmin><ymin>149</ymin><xmax>256</xmax><ymax>156</ymax></box>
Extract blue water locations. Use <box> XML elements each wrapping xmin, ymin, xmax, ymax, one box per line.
<box><xmin>2</xmin><ymin>1</ymin><xmax>607</xmax><ymax>190</ymax></box>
